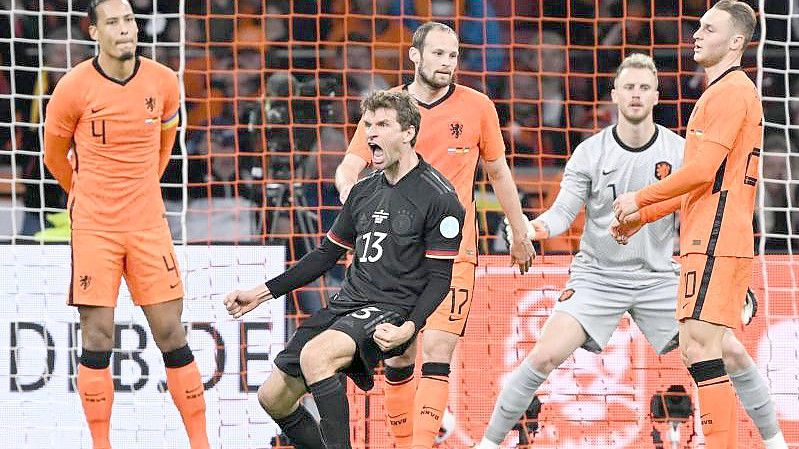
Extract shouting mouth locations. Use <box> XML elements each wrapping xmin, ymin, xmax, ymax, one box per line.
<box><xmin>369</xmin><ymin>142</ymin><xmax>385</xmax><ymax>165</ymax></box>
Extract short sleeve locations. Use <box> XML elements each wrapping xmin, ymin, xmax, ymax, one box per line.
<box><xmin>424</xmin><ymin>194</ymin><xmax>465</xmax><ymax>259</ymax></box>
<box><xmin>44</xmin><ymin>75</ymin><xmax>82</xmax><ymax>138</ymax></box>
<box><xmin>346</xmin><ymin>118</ymin><xmax>372</xmax><ymax>163</ymax></box>
<box><xmin>701</xmin><ymin>87</ymin><xmax>747</xmax><ymax>150</ymax></box>
<box><xmin>327</xmin><ymin>190</ymin><xmax>357</xmax><ymax>250</ymax></box>
<box><xmin>161</xmin><ymin>71</ymin><xmax>180</xmax><ymax>129</ymax></box>
<box><xmin>478</xmin><ymin>95</ymin><xmax>506</xmax><ymax>162</ymax></box>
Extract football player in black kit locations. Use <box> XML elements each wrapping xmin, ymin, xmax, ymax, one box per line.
<box><xmin>224</xmin><ymin>90</ymin><xmax>465</xmax><ymax>449</ymax></box>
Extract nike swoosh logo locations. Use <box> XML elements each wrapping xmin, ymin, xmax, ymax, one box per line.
<box><xmin>91</xmin><ymin>107</ymin><xmax>105</xmax><ymax>113</ymax></box>
<box><xmin>170</xmin><ymin>282</ymin><xmax>179</xmax><ymax>289</ymax></box>
<box><xmin>681</xmin><ymin>302</ymin><xmax>690</xmax><ymax>309</ymax></box>
<box><xmin>387</xmin><ymin>413</ymin><xmax>406</xmax><ymax>419</ymax></box>
<box><xmin>602</xmin><ymin>169</ymin><xmax>616</xmax><ymax>175</ymax></box>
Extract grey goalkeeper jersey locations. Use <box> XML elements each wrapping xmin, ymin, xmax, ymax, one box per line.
<box><xmin>537</xmin><ymin>125</ymin><xmax>684</xmax><ymax>285</ymax></box>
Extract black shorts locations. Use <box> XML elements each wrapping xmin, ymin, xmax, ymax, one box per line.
<box><xmin>274</xmin><ymin>301</ymin><xmax>413</xmax><ymax>391</ymax></box>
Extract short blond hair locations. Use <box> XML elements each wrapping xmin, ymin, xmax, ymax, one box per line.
<box><xmin>614</xmin><ymin>53</ymin><xmax>659</xmax><ymax>87</ymax></box>
<box><xmin>713</xmin><ymin>0</ymin><xmax>757</xmax><ymax>47</ymax></box>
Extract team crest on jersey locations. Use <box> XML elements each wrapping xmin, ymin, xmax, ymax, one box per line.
<box><xmin>558</xmin><ymin>288</ymin><xmax>575</xmax><ymax>302</ymax></box>
<box><xmin>655</xmin><ymin>161</ymin><xmax>672</xmax><ymax>180</ymax></box>
<box><xmin>145</xmin><ymin>96</ymin><xmax>155</xmax><ymax>112</ymax></box>
<box><xmin>391</xmin><ymin>209</ymin><xmax>414</xmax><ymax>235</ymax></box>
<box><xmin>450</xmin><ymin>122</ymin><xmax>463</xmax><ymax>138</ymax></box>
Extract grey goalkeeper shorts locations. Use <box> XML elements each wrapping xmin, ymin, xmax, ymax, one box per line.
<box><xmin>553</xmin><ymin>273</ymin><xmax>680</xmax><ymax>355</ymax></box>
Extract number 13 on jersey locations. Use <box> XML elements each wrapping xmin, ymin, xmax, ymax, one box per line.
<box><xmin>359</xmin><ymin>231</ymin><xmax>387</xmax><ymax>263</ymax></box>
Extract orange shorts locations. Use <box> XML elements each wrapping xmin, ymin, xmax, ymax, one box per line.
<box><xmin>424</xmin><ymin>261</ymin><xmax>476</xmax><ymax>336</ymax></box>
<box><xmin>676</xmin><ymin>254</ymin><xmax>751</xmax><ymax>328</ymax></box>
<box><xmin>69</xmin><ymin>224</ymin><xmax>184</xmax><ymax>307</ymax></box>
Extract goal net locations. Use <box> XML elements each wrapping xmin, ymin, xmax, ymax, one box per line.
<box><xmin>1</xmin><ymin>2</ymin><xmax>285</xmax><ymax>449</ymax></box>
<box><xmin>0</xmin><ymin>0</ymin><xmax>797</xmax><ymax>448</ymax></box>
<box><xmin>755</xmin><ymin>0</ymin><xmax>799</xmax><ymax>444</ymax></box>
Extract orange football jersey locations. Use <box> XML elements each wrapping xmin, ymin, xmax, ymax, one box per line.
<box><xmin>348</xmin><ymin>84</ymin><xmax>506</xmax><ymax>264</ymax></box>
<box><xmin>45</xmin><ymin>56</ymin><xmax>180</xmax><ymax>232</ymax></box>
<box><xmin>678</xmin><ymin>68</ymin><xmax>763</xmax><ymax>258</ymax></box>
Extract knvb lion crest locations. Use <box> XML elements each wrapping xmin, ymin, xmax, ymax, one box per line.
<box><xmin>450</xmin><ymin>122</ymin><xmax>463</xmax><ymax>138</ymax></box>
<box><xmin>145</xmin><ymin>96</ymin><xmax>155</xmax><ymax>112</ymax></box>
<box><xmin>79</xmin><ymin>275</ymin><xmax>91</xmax><ymax>290</ymax></box>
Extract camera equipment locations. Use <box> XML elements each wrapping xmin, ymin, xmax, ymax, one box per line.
<box><xmin>513</xmin><ymin>395</ymin><xmax>542</xmax><ymax>446</ymax></box>
<box><xmin>650</xmin><ymin>385</ymin><xmax>692</xmax><ymax>449</ymax></box>
<box><xmin>651</xmin><ymin>384</ymin><xmax>692</xmax><ymax>423</ymax></box>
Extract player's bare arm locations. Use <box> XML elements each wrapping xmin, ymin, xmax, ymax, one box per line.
<box><xmin>335</xmin><ymin>152</ymin><xmax>368</xmax><ymax>203</ymax></box>
<box><xmin>483</xmin><ymin>157</ymin><xmax>536</xmax><ymax>273</ymax></box>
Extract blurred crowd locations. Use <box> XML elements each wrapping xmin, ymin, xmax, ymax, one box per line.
<box><xmin>1</xmin><ymin>0</ymin><xmax>797</xmax><ymax>256</ymax></box>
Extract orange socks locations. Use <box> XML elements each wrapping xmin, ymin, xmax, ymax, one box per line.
<box><xmin>385</xmin><ymin>365</ymin><xmax>417</xmax><ymax>449</ymax></box>
<box><xmin>164</xmin><ymin>346</ymin><xmax>209</xmax><ymax>449</ymax></box>
<box><xmin>726</xmin><ymin>396</ymin><xmax>738</xmax><ymax>449</ymax></box>
<box><xmin>412</xmin><ymin>363</ymin><xmax>450</xmax><ymax>449</ymax></box>
<box><xmin>77</xmin><ymin>359</ymin><xmax>114</xmax><ymax>449</ymax></box>
<box><xmin>689</xmin><ymin>359</ymin><xmax>737</xmax><ymax>449</ymax></box>
<box><xmin>77</xmin><ymin>346</ymin><xmax>208</xmax><ymax>449</ymax></box>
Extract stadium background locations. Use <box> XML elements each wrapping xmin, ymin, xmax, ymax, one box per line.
<box><xmin>0</xmin><ymin>0</ymin><xmax>797</xmax><ymax>448</ymax></box>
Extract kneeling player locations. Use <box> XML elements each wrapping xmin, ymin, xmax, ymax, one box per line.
<box><xmin>225</xmin><ymin>91</ymin><xmax>464</xmax><ymax>449</ymax></box>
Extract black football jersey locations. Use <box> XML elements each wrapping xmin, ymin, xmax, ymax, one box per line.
<box><xmin>327</xmin><ymin>156</ymin><xmax>465</xmax><ymax>313</ymax></box>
